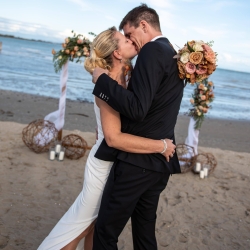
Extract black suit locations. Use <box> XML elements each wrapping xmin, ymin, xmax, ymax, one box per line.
<box><xmin>92</xmin><ymin>37</ymin><xmax>184</xmax><ymax>249</ymax></box>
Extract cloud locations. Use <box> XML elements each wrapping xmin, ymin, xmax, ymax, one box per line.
<box><xmin>105</xmin><ymin>15</ymin><xmax>117</xmax><ymax>22</ymax></box>
<box><xmin>191</xmin><ymin>26</ymin><xmax>228</xmax><ymax>39</ymax></box>
<box><xmin>217</xmin><ymin>51</ymin><xmax>250</xmax><ymax>72</ymax></box>
<box><xmin>0</xmin><ymin>17</ymin><xmax>94</xmax><ymax>42</ymax></box>
<box><xmin>146</xmin><ymin>0</ymin><xmax>174</xmax><ymax>9</ymax></box>
<box><xmin>56</xmin><ymin>29</ymin><xmax>92</xmax><ymax>40</ymax></box>
<box><xmin>0</xmin><ymin>18</ymin><xmax>40</xmax><ymax>34</ymax></box>
<box><xmin>158</xmin><ymin>10</ymin><xmax>177</xmax><ymax>29</ymax></box>
<box><xmin>211</xmin><ymin>0</ymin><xmax>239</xmax><ymax>11</ymax></box>
<box><xmin>67</xmin><ymin>0</ymin><xmax>90</xmax><ymax>10</ymax></box>
<box><xmin>220</xmin><ymin>52</ymin><xmax>232</xmax><ymax>62</ymax></box>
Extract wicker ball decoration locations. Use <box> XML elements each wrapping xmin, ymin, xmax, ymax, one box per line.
<box><xmin>22</xmin><ymin>119</ymin><xmax>59</xmax><ymax>153</ymax></box>
<box><xmin>62</xmin><ymin>134</ymin><xmax>90</xmax><ymax>160</ymax></box>
<box><xmin>176</xmin><ymin>143</ymin><xmax>196</xmax><ymax>173</ymax></box>
<box><xmin>195</xmin><ymin>153</ymin><xmax>217</xmax><ymax>174</ymax></box>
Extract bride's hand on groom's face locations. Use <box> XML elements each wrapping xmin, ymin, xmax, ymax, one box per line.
<box><xmin>92</xmin><ymin>68</ymin><xmax>109</xmax><ymax>84</ymax></box>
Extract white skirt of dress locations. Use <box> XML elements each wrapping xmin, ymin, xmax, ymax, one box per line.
<box><xmin>37</xmin><ymin>143</ymin><xmax>113</xmax><ymax>250</ymax></box>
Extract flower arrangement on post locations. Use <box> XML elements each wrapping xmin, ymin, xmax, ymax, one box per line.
<box><xmin>52</xmin><ymin>31</ymin><xmax>94</xmax><ymax>73</ymax></box>
<box><xmin>174</xmin><ymin>40</ymin><xmax>217</xmax><ymax>129</ymax></box>
<box><xmin>189</xmin><ymin>79</ymin><xmax>215</xmax><ymax>129</ymax></box>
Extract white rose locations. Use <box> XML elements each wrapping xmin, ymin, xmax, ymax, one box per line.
<box><xmin>203</xmin><ymin>87</ymin><xmax>207</xmax><ymax>91</ymax></box>
<box><xmin>76</xmin><ymin>51</ymin><xmax>81</xmax><ymax>57</ymax></box>
<box><xmin>61</xmin><ymin>50</ymin><xmax>64</xmax><ymax>52</ymax></box>
<box><xmin>58</xmin><ymin>55</ymin><xmax>62</xmax><ymax>60</ymax></box>
<box><xmin>193</xmin><ymin>43</ymin><xmax>203</xmax><ymax>52</ymax></box>
<box><xmin>195</xmin><ymin>40</ymin><xmax>204</xmax><ymax>44</ymax></box>
<box><xmin>180</xmin><ymin>52</ymin><xmax>190</xmax><ymax>64</ymax></box>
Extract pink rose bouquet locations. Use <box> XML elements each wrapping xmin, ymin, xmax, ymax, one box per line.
<box><xmin>174</xmin><ymin>40</ymin><xmax>217</xmax><ymax>85</ymax></box>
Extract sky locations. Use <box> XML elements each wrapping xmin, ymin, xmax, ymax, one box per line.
<box><xmin>0</xmin><ymin>0</ymin><xmax>250</xmax><ymax>73</ymax></box>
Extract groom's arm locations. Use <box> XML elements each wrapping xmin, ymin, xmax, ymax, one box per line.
<box><xmin>92</xmin><ymin>42</ymin><xmax>167</xmax><ymax>121</ymax></box>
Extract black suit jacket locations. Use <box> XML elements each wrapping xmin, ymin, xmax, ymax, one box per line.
<box><xmin>92</xmin><ymin>37</ymin><xmax>184</xmax><ymax>174</ymax></box>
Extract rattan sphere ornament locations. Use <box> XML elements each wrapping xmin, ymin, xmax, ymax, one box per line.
<box><xmin>176</xmin><ymin>143</ymin><xmax>196</xmax><ymax>173</ymax></box>
<box><xmin>195</xmin><ymin>153</ymin><xmax>217</xmax><ymax>174</ymax></box>
<box><xmin>22</xmin><ymin>119</ymin><xmax>59</xmax><ymax>153</ymax></box>
<box><xmin>62</xmin><ymin>134</ymin><xmax>88</xmax><ymax>160</ymax></box>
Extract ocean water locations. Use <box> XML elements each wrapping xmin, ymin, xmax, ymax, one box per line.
<box><xmin>0</xmin><ymin>37</ymin><xmax>250</xmax><ymax>121</ymax></box>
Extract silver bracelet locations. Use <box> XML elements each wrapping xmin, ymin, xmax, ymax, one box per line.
<box><xmin>160</xmin><ymin>139</ymin><xmax>167</xmax><ymax>154</ymax></box>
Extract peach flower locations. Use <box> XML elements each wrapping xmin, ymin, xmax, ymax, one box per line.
<box><xmin>188</xmin><ymin>40</ymin><xmax>195</xmax><ymax>47</ymax></box>
<box><xmin>196</xmin><ymin>74</ymin><xmax>208</xmax><ymax>82</ymax></box>
<box><xmin>196</xmin><ymin>65</ymin><xmax>207</xmax><ymax>75</ymax></box>
<box><xmin>189</xmin><ymin>52</ymin><xmax>203</xmax><ymax>65</ymax></box>
<box><xmin>185</xmin><ymin>62</ymin><xmax>196</xmax><ymax>74</ymax></box>
<box><xmin>65</xmin><ymin>49</ymin><xmax>70</xmax><ymax>54</ymax></box>
<box><xmin>202</xmin><ymin>44</ymin><xmax>216</xmax><ymax>64</ymax></box>
<box><xmin>83</xmin><ymin>46</ymin><xmax>89</xmax><ymax>52</ymax></box>
<box><xmin>74</xmin><ymin>46</ymin><xmax>79</xmax><ymax>51</ymax></box>
<box><xmin>62</xmin><ymin>43</ymin><xmax>67</xmax><ymax>49</ymax></box>
<box><xmin>201</xmin><ymin>95</ymin><xmax>206</xmax><ymax>100</ymax></box>
<box><xmin>179</xmin><ymin>73</ymin><xmax>185</xmax><ymax>80</ymax></box>
<box><xmin>198</xmin><ymin>83</ymin><xmax>204</xmax><ymax>90</ymax></box>
<box><xmin>202</xmin><ymin>44</ymin><xmax>212</xmax><ymax>52</ymax></box>
<box><xmin>77</xmin><ymin>39</ymin><xmax>83</xmax><ymax>44</ymax></box>
<box><xmin>190</xmin><ymin>99</ymin><xmax>194</xmax><ymax>104</ymax></box>
<box><xmin>204</xmin><ymin>50</ymin><xmax>216</xmax><ymax>64</ymax></box>
<box><xmin>51</xmin><ymin>49</ymin><xmax>56</xmax><ymax>55</ymax></box>
<box><xmin>203</xmin><ymin>107</ymin><xmax>208</xmax><ymax>113</ymax></box>
<box><xmin>190</xmin><ymin>74</ymin><xmax>196</xmax><ymax>84</ymax></box>
<box><xmin>177</xmin><ymin>61</ymin><xmax>186</xmax><ymax>75</ymax></box>
<box><xmin>65</xmin><ymin>38</ymin><xmax>69</xmax><ymax>44</ymax></box>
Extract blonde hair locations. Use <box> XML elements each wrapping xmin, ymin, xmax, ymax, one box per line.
<box><xmin>84</xmin><ymin>27</ymin><xmax>119</xmax><ymax>74</ymax></box>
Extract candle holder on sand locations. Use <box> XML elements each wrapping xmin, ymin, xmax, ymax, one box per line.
<box><xmin>62</xmin><ymin>134</ymin><xmax>92</xmax><ymax>160</ymax></box>
<box><xmin>22</xmin><ymin>119</ymin><xmax>58</xmax><ymax>153</ymax></box>
<box><xmin>176</xmin><ymin>143</ymin><xmax>196</xmax><ymax>173</ymax></box>
<box><xmin>194</xmin><ymin>153</ymin><xmax>217</xmax><ymax>174</ymax></box>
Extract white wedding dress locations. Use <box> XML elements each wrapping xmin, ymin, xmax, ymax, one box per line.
<box><xmin>38</xmin><ymin>99</ymin><xmax>113</xmax><ymax>250</ymax></box>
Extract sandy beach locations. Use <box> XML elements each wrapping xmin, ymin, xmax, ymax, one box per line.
<box><xmin>0</xmin><ymin>90</ymin><xmax>250</xmax><ymax>249</ymax></box>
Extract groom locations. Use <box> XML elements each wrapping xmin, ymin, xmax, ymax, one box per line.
<box><xmin>92</xmin><ymin>4</ymin><xmax>184</xmax><ymax>249</ymax></box>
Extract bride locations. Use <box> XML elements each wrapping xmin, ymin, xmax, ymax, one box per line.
<box><xmin>38</xmin><ymin>27</ymin><xmax>175</xmax><ymax>250</ymax></box>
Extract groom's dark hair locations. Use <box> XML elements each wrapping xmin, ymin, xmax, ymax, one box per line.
<box><xmin>119</xmin><ymin>3</ymin><xmax>161</xmax><ymax>32</ymax></box>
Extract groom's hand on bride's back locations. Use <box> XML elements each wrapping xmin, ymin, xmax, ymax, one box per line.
<box><xmin>92</xmin><ymin>67</ymin><xmax>109</xmax><ymax>83</ymax></box>
<box><xmin>162</xmin><ymin>139</ymin><xmax>176</xmax><ymax>162</ymax></box>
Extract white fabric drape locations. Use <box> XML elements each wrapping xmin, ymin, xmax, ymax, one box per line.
<box><xmin>45</xmin><ymin>61</ymin><xmax>69</xmax><ymax>131</ymax></box>
<box><xmin>180</xmin><ymin>117</ymin><xmax>199</xmax><ymax>160</ymax></box>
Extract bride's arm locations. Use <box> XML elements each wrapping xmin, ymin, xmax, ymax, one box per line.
<box><xmin>96</xmin><ymin>98</ymin><xmax>175</xmax><ymax>162</ymax></box>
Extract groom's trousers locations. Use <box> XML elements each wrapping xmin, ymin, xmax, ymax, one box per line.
<box><xmin>92</xmin><ymin>160</ymin><xmax>170</xmax><ymax>250</ymax></box>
